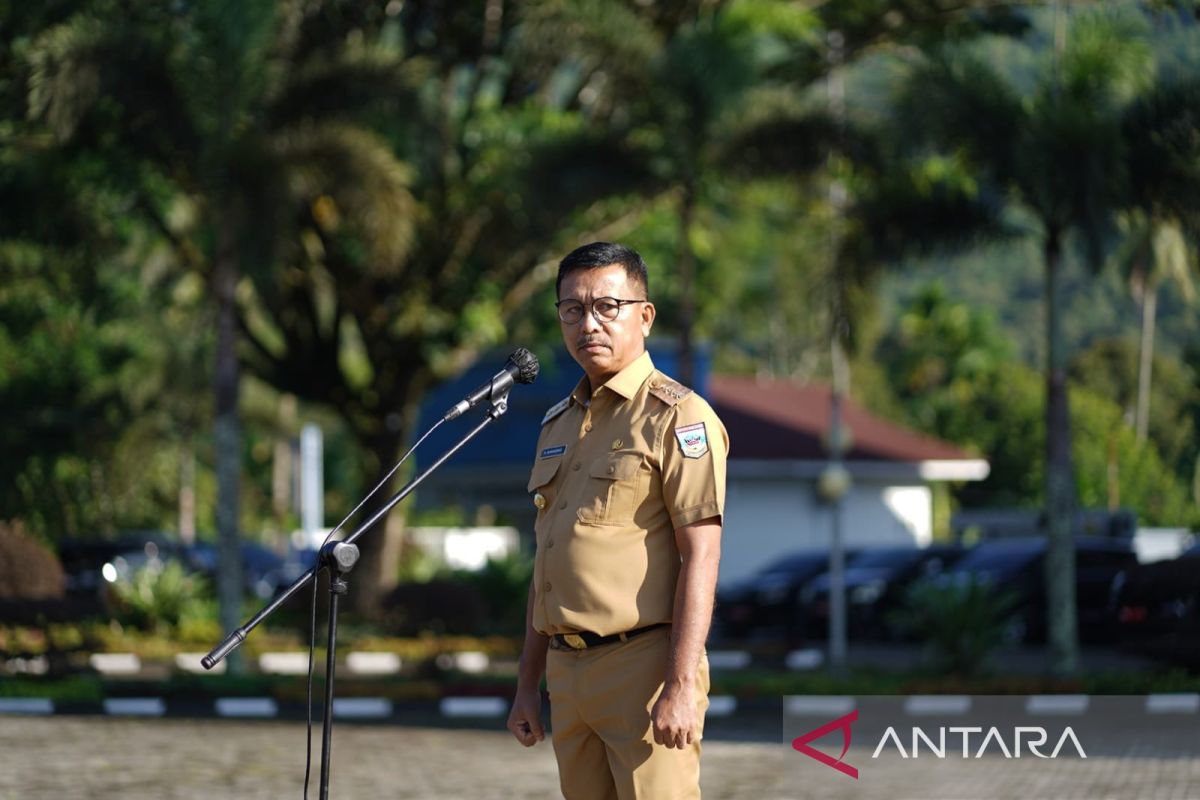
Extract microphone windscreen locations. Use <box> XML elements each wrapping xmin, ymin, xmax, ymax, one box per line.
<box><xmin>508</xmin><ymin>348</ymin><xmax>540</xmax><ymax>384</ymax></box>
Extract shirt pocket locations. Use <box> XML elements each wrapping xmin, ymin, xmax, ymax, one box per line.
<box><xmin>527</xmin><ymin>458</ymin><xmax>563</xmax><ymax>532</ymax></box>
<box><xmin>577</xmin><ymin>451</ymin><xmax>644</xmax><ymax>525</ymax></box>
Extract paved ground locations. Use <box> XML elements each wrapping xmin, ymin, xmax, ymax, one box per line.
<box><xmin>1</xmin><ymin>716</ymin><xmax>1198</xmax><ymax>799</ymax></box>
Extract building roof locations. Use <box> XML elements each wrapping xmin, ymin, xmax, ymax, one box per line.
<box><xmin>708</xmin><ymin>375</ymin><xmax>988</xmax><ymax>481</ymax></box>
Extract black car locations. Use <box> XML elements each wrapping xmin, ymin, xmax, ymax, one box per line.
<box><xmin>714</xmin><ymin>549</ymin><xmax>857</xmax><ymax>641</ymax></box>
<box><xmin>799</xmin><ymin>544</ymin><xmax>964</xmax><ymax>640</ymax></box>
<box><xmin>184</xmin><ymin>541</ymin><xmax>289</xmax><ymax>600</ymax></box>
<box><xmin>1110</xmin><ymin>543</ymin><xmax>1200</xmax><ymax>667</ymax></box>
<box><xmin>937</xmin><ymin>535</ymin><xmax>1138</xmax><ymax>643</ymax></box>
<box><xmin>59</xmin><ymin>534</ymin><xmax>181</xmax><ymax>601</ymax></box>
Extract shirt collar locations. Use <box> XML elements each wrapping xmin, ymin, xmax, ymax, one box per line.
<box><xmin>602</xmin><ymin>350</ymin><xmax>655</xmax><ymax>400</ymax></box>
<box><xmin>569</xmin><ymin>350</ymin><xmax>655</xmax><ymax>406</ymax></box>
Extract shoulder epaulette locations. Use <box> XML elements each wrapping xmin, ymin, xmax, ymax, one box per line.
<box><xmin>541</xmin><ymin>396</ymin><xmax>571</xmax><ymax>425</ymax></box>
<box><xmin>648</xmin><ymin>374</ymin><xmax>693</xmax><ymax>407</ymax></box>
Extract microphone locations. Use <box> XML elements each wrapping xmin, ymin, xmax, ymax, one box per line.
<box><xmin>443</xmin><ymin>348</ymin><xmax>540</xmax><ymax>421</ymax></box>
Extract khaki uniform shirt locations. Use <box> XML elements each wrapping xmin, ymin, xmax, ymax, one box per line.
<box><xmin>527</xmin><ymin>351</ymin><xmax>729</xmax><ymax>637</ymax></box>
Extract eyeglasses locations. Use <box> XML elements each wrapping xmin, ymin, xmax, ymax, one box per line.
<box><xmin>555</xmin><ymin>297</ymin><xmax>646</xmax><ymax>324</ymax></box>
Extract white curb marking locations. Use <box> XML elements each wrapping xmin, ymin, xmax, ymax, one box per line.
<box><xmin>1026</xmin><ymin>695</ymin><xmax>1089</xmax><ymax>715</ymax></box>
<box><xmin>1146</xmin><ymin>694</ymin><xmax>1200</xmax><ymax>714</ymax></box>
<box><xmin>215</xmin><ymin>698</ymin><xmax>279</xmax><ymax>718</ymax></box>
<box><xmin>103</xmin><ymin>698</ymin><xmax>165</xmax><ymax>717</ymax></box>
<box><xmin>905</xmin><ymin>695</ymin><xmax>971</xmax><ymax>715</ymax></box>
<box><xmin>707</xmin><ymin>651</ymin><xmax>751</xmax><ymax>670</ymax></box>
<box><xmin>0</xmin><ymin>698</ymin><xmax>53</xmax><ymax>715</ymax></box>
<box><xmin>333</xmin><ymin>698</ymin><xmax>394</xmax><ymax>719</ymax></box>
<box><xmin>440</xmin><ymin>697</ymin><xmax>507</xmax><ymax>717</ymax></box>
<box><xmin>784</xmin><ymin>696</ymin><xmax>855</xmax><ymax>716</ymax></box>
<box><xmin>346</xmin><ymin>652</ymin><xmax>402</xmax><ymax>675</ymax></box>
<box><xmin>89</xmin><ymin>653</ymin><xmax>141</xmax><ymax>676</ymax></box>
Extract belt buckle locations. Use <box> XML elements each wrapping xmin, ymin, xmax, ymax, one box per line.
<box><xmin>561</xmin><ymin>633</ymin><xmax>587</xmax><ymax>650</ymax></box>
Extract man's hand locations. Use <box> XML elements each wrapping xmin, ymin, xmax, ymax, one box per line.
<box><xmin>507</xmin><ymin>686</ymin><xmax>545</xmax><ymax>747</ymax></box>
<box><xmin>650</xmin><ymin>686</ymin><xmax>698</xmax><ymax>749</ymax></box>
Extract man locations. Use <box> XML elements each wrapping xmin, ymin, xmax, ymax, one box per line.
<box><xmin>506</xmin><ymin>241</ymin><xmax>728</xmax><ymax>799</ymax></box>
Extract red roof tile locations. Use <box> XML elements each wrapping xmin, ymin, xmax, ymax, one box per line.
<box><xmin>707</xmin><ymin>375</ymin><xmax>976</xmax><ymax>463</ymax></box>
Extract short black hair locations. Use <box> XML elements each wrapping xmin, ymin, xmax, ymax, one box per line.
<box><xmin>556</xmin><ymin>241</ymin><xmax>649</xmax><ymax>299</ymax></box>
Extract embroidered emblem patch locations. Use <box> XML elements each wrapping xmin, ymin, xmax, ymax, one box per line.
<box><xmin>540</xmin><ymin>445</ymin><xmax>566</xmax><ymax>459</ymax></box>
<box><xmin>674</xmin><ymin>422</ymin><xmax>709</xmax><ymax>459</ymax></box>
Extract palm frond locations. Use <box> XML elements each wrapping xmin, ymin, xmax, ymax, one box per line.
<box><xmin>267</xmin><ymin>48</ymin><xmax>429</xmax><ymax>129</ymax></box>
<box><xmin>270</xmin><ymin>123</ymin><xmax>417</xmax><ymax>275</ymax></box>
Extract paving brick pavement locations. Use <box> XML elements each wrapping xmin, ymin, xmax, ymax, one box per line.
<box><xmin>1</xmin><ymin>716</ymin><xmax>1198</xmax><ymax>799</ymax></box>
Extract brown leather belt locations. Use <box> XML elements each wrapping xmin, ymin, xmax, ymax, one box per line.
<box><xmin>548</xmin><ymin>623</ymin><xmax>669</xmax><ymax>651</ymax></box>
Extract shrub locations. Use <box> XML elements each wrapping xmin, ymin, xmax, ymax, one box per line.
<box><xmin>449</xmin><ymin>553</ymin><xmax>533</xmax><ymax>635</ymax></box>
<box><xmin>890</xmin><ymin>576</ymin><xmax>1020</xmax><ymax>677</ymax></box>
<box><xmin>111</xmin><ymin>560</ymin><xmax>211</xmax><ymax>634</ymax></box>
<box><xmin>0</xmin><ymin>520</ymin><xmax>65</xmax><ymax>600</ymax></box>
<box><xmin>381</xmin><ymin>579</ymin><xmax>487</xmax><ymax>636</ymax></box>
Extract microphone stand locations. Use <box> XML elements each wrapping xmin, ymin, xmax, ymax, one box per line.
<box><xmin>202</xmin><ymin>387</ymin><xmax>513</xmax><ymax>799</ymax></box>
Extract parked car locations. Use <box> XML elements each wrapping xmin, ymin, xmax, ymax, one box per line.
<box><xmin>59</xmin><ymin>534</ymin><xmax>181</xmax><ymax>601</ymax></box>
<box><xmin>936</xmin><ymin>535</ymin><xmax>1137</xmax><ymax>643</ymax></box>
<box><xmin>1110</xmin><ymin>543</ymin><xmax>1200</xmax><ymax>667</ymax></box>
<box><xmin>714</xmin><ymin>548</ymin><xmax>858</xmax><ymax>641</ymax></box>
<box><xmin>184</xmin><ymin>541</ymin><xmax>289</xmax><ymax>600</ymax></box>
<box><xmin>799</xmin><ymin>544</ymin><xmax>964</xmax><ymax>640</ymax></box>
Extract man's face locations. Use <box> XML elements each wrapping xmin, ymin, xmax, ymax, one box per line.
<box><xmin>558</xmin><ymin>263</ymin><xmax>655</xmax><ymax>389</ymax></box>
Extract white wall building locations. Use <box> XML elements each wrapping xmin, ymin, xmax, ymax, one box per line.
<box><xmin>708</xmin><ymin>376</ymin><xmax>989</xmax><ymax>586</ymax></box>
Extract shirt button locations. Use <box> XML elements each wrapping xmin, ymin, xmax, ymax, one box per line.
<box><xmin>533</xmin><ymin>492</ymin><xmax>546</xmax><ymax>509</ymax></box>
<box><xmin>558</xmin><ymin>499</ymin><xmax>567</xmax><ymax>509</ymax></box>
<box><xmin>547</xmin><ymin>538</ymin><xmax>555</xmax><ymax>548</ymax></box>
<box><xmin>572</xmin><ymin>462</ymin><xmax>581</xmax><ymax>471</ymax></box>
<box><xmin>606</xmin><ymin>465</ymin><xmax>615</xmax><ymax>475</ymax></box>
<box><xmin>584</xmin><ymin>422</ymin><xmax>593</xmax><ymax>432</ymax></box>
<box><xmin>544</xmin><ymin>582</ymin><xmax>552</xmax><ymax>592</ymax></box>
<box><xmin>611</xmin><ymin>438</ymin><xmax>622</xmax><ymax>449</ymax></box>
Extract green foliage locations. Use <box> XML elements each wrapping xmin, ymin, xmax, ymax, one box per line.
<box><xmin>388</xmin><ymin>552</ymin><xmax>533</xmax><ymax>636</ymax></box>
<box><xmin>878</xmin><ymin>285</ymin><xmax>1198</xmax><ymax>525</ymax></box>
<box><xmin>1071</xmin><ymin>337</ymin><xmax>1200</xmax><ymax>480</ymax></box>
<box><xmin>1071</xmin><ymin>385</ymin><xmax>1199</xmax><ymax>527</ymax></box>
<box><xmin>448</xmin><ymin>553</ymin><xmax>534</xmax><ymax>635</ymax></box>
<box><xmin>110</xmin><ymin>561</ymin><xmax>213</xmax><ymax>635</ymax></box>
<box><xmin>891</xmin><ymin>576</ymin><xmax>1020</xmax><ymax>677</ymax></box>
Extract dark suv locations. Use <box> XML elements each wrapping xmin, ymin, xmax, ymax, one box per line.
<box><xmin>799</xmin><ymin>545</ymin><xmax>964</xmax><ymax>640</ymax></box>
<box><xmin>715</xmin><ymin>549</ymin><xmax>856</xmax><ymax>641</ymax></box>
<box><xmin>938</xmin><ymin>535</ymin><xmax>1137</xmax><ymax>643</ymax></box>
<box><xmin>1111</xmin><ymin>543</ymin><xmax>1200</xmax><ymax>667</ymax></box>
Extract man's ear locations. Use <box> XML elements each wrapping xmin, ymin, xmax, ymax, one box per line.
<box><xmin>641</xmin><ymin>301</ymin><xmax>656</xmax><ymax>336</ymax></box>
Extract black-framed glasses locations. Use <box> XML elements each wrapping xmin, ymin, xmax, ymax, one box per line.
<box><xmin>555</xmin><ymin>297</ymin><xmax>646</xmax><ymax>324</ymax></box>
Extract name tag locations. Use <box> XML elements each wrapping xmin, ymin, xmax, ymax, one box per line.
<box><xmin>540</xmin><ymin>445</ymin><xmax>566</xmax><ymax>459</ymax></box>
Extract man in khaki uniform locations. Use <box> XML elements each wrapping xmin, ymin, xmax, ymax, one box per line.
<box><xmin>506</xmin><ymin>242</ymin><xmax>728</xmax><ymax>799</ymax></box>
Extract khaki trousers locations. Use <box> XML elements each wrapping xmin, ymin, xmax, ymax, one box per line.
<box><xmin>546</xmin><ymin>627</ymin><xmax>710</xmax><ymax>800</ymax></box>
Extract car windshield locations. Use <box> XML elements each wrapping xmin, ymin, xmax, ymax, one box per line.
<box><xmin>951</xmin><ymin>540</ymin><xmax>1042</xmax><ymax>573</ymax></box>
<box><xmin>848</xmin><ymin>548</ymin><xmax>921</xmax><ymax>570</ymax></box>
<box><xmin>761</xmin><ymin>552</ymin><xmax>827</xmax><ymax>576</ymax></box>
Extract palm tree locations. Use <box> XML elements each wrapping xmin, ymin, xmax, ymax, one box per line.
<box><xmin>1111</xmin><ymin>214</ymin><xmax>1197</xmax><ymax>440</ymax></box>
<box><xmin>25</xmin><ymin>0</ymin><xmax>669</xmax><ymax>617</ymax></box>
<box><xmin>1119</xmin><ymin>77</ymin><xmax>1200</xmax><ymax>442</ymax></box>
<box><xmin>894</xmin><ymin>7</ymin><xmax>1156</xmax><ymax>674</ymax></box>
<box><xmin>22</xmin><ymin>0</ymin><xmax>429</xmax><ymax>632</ymax></box>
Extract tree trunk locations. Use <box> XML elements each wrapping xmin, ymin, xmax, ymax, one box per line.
<box><xmin>179</xmin><ymin>436</ymin><xmax>196</xmax><ymax>546</ymax></box>
<box><xmin>676</xmin><ymin>180</ymin><xmax>697</xmax><ymax>388</ymax></box>
<box><xmin>351</xmin><ymin>404</ymin><xmax>420</xmax><ymax>618</ymax></box>
<box><xmin>213</xmin><ymin>215</ymin><xmax>244</xmax><ymax>673</ymax></box>
<box><xmin>272</xmin><ymin>394</ymin><xmax>297</xmax><ymax>531</ymax></box>
<box><xmin>1135</xmin><ymin>284</ymin><xmax>1157</xmax><ymax>442</ymax></box>
<box><xmin>1043</xmin><ymin>230</ymin><xmax>1078</xmax><ymax>676</ymax></box>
